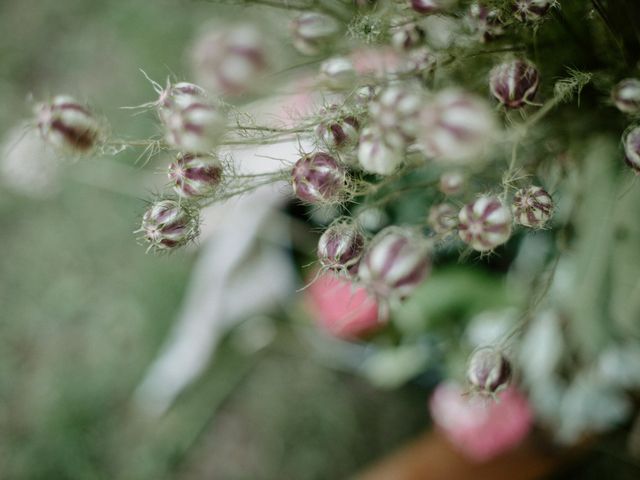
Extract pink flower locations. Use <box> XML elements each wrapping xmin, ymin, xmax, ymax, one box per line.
<box><xmin>429</xmin><ymin>382</ymin><xmax>533</xmax><ymax>462</ymax></box>
<box><xmin>306</xmin><ymin>272</ymin><xmax>380</xmax><ymax>339</ymax></box>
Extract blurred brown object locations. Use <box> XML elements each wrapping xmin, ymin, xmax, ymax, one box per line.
<box><xmin>356</xmin><ymin>429</ymin><xmax>581</xmax><ymax>480</ymax></box>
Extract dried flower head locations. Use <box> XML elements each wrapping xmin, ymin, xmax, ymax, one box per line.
<box><xmin>458</xmin><ymin>196</ymin><xmax>512</xmax><ymax>251</ymax></box>
<box><xmin>359</xmin><ymin>227</ymin><xmax>431</xmax><ymax>300</ymax></box>
<box><xmin>623</xmin><ymin>126</ymin><xmax>640</xmax><ymax>174</ymax></box>
<box><xmin>291</xmin><ymin>152</ymin><xmax>347</xmax><ymax>203</ymax></box>
<box><xmin>191</xmin><ymin>24</ymin><xmax>267</xmax><ymax>96</ymax></box>
<box><xmin>317</xmin><ymin>221</ymin><xmax>366</xmax><ymax>273</ymax></box>
<box><xmin>418</xmin><ymin>89</ymin><xmax>497</xmax><ymax>162</ymax></box>
<box><xmin>512</xmin><ymin>185</ymin><xmax>554</xmax><ymax>228</ymax></box>
<box><xmin>489</xmin><ymin>59</ymin><xmax>540</xmax><ymax>109</ymax></box>
<box><xmin>467</xmin><ymin>347</ymin><xmax>512</xmax><ymax>394</ymax></box>
<box><xmin>35</xmin><ymin>95</ymin><xmax>101</xmax><ymax>152</ymax></box>
<box><xmin>140</xmin><ymin>199</ymin><xmax>200</xmax><ymax>251</ymax></box>
<box><xmin>612</xmin><ymin>79</ymin><xmax>640</xmax><ymax>115</ymax></box>
<box><xmin>290</xmin><ymin>13</ymin><xmax>340</xmax><ymax>56</ymax></box>
<box><xmin>163</xmin><ymin>97</ymin><xmax>226</xmax><ymax>153</ymax></box>
<box><xmin>428</xmin><ymin>203</ymin><xmax>458</xmax><ymax>235</ymax></box>
<box><xmin>168</xmin><ymin>153</ymin><xmax>223</xmax><ymax>198</ymax></box>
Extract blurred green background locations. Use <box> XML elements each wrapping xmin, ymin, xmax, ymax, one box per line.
<box><xmin>0</xmin><ymin>1</ymin><xmax>428</xmax><ymax>478</ymax></box>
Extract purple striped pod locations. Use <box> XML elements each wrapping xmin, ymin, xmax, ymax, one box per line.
<box><xmin>489</xmin><ymin>59</ymin><xmax>540</xmax><ymax>109</ymax></box>
<box><xmin>428</xmin><ymin>203</ymin><xmax>458</xmax><ymax>235</ymax></box>
<box><xmin>140</xmin><ymin>199</ymin><xmax>200</xmax><ymax>251</ymax></box>
<box><xmin>317</xmin><ymin>221</ymin><xmax>366</xmax><ymax>273</ymax></box>
<box><xmin>418</xmin><ymin>89</ymin><xmax>497</xmax><ymax>162</ymax></box>
<box><xmin>320</xmin><ymin>57</ymin><xmax>356</xmax><ymax>90</ymax></box>
<box><xmin>157</xmin><ymin>82</ymin><xmax>208</xmax><ymax>116</ymax></box>
<box><xmin>467</xmin><ymin>2</ymin><xmax>504</xmax><ymax>43</ymax></box>
<box><xmin>512</xmin><ymin>186</ymin><xmax>554</xmax><ymax>228</ymax></box>
<box><xmin>291</xmin><ymin>152</ymin><xmax>347</xmax><ymax>203</ymax></box>
<box><xmin>369</xmin><ymin>86</ymin><xmax>423</xmax><ymax>144</ymax></box>
<box><xmin>513</xmin><ymin>0</ymin><xmax>552</xmax><ymax>22</ymax></box>
<box><xmin>390</xmin><ymin>21</ymin><xmax>425</xmax><ymax>51</ymax></box>
<box><xmin>410</xmin><ymin>0</ymin><xmax>449</xmax><ymax>15</ymax></box>
<box><xmin>357</xmin><ymin>126</ymin><xmax>405</xmax><ymax>175</ymax></box>
<box><xmin>458</xmin><ymin>196</ymin><xmax>512</xmax><ymax>251</ymax></box>
<box><xmin>36</xmin><ymin>95</ymin><xmax>101</xmax><ymax>152</ymax></box>
<box><xmin>612</xmin><ymin>79</ymin><xmax>640</xmax><ymax>115</ymax></box>
<box><xmin>359</xmin><ymin>227</ymin><xmax>431</xmax><ymax>300</ymax></box>
<box><xmin>439</xmin><ymin>170</ymin><xmax>465</xmax><ymax>196</ymax></box>
<box><xmin>467</xmin><ymin>347</ymin><xmax>512</xmax><ymax>394</ymax></box>
<box><xmin>623</xmin><ymin>127</ymin><xmax>640</xmax><ymax>174</ymax></box>
<box><xmin>315</xmin><ymin>113</ymin><xmax>360</xmax><ymax>150</ymax></box>
<box><xmin>290</xmin><ymin>13</ymin><xmax>340</xmax><ymax>56</ymax></box>
<box><xmin>168</xmin><ymin>153</ymin><xmax>223</xmax><ymax>198</ymax></box>
<box><xmin>191</xmin><ymin>25</ymin><xmax>267</xmax><ymax>96</ymax></box>
<box><xmin>163</xmin><ymin>97</ymin><xmax>226</xmax><ymax>153</ymax></box>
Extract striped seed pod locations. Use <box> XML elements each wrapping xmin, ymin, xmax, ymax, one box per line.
<box><xmin>140</xmin><ymin>199</ymin><xmax>199</xmax><ymax>251</ymax></box>
<box><xmin>357</xmin><ymin>126</ymin><xmax>405</xmax><ymax>175</ymax></box>
<box><xmin>290</xmin><ymin>13</ymin><xmax>340</xmax><ymax>56</ymax></box>
<box><xmin>315</xmin><ymin>107</ymin><xmax>360</xmax><ymax>150</ymax></box>
<box><xmin>428</xmin><ymin>203</ymin><xmax>458</xmax><ymax>235</ymax></box>
<box><xmin>624</xmin><ymin>126</ymin><xmax>640</xmax><ymax>174</ymax></box>
<box><xmin>467</xmin><ymin>347</ymin><xmax>512</xmax><ymax>394</ymax></box>
<box><xmin>612</xmin><ymin>79</ymin><xmax>640</xmax><ymax>115</ymax></box>
<box><xmin>512</xmin><ymin>186</ymin><xmax>554</xmax><ymax>228</ymax></box>
<box><xmin>489</xmin><ymin>59</ymin><xmax>540</xmax><ymax>109</ymax></box>
<box><xmin>36</xmin><ymin>95</ymin><xmax>101</xmax><ymax>152</ymax></box>
<box><xmin>317</xmin><ymin>221</ymin><xmax>366</xmax><ymax>273</ymax></box>
<box><xmin>291</xmin><ymin>152</ymin><xmax>347</xmax><ymax>203</ymax></box>
<box><xmin>458</xmin><ymin>196</ymin><xmax>512</xmax><ymax>251</ymax></box>
<box><xmin>163</xmin><ymin>97</ymin><xmax>226</xmax><ymax>153</ymax></box>
<box><xmin>168</xmin><ymin>153</ymin><xmax>223</xmax><ymax>198</ymax></box>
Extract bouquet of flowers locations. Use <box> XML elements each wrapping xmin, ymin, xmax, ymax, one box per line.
<box><xmin>24</xmin><ymin>0</ymin><xmax>640</xmax><ymax>463</ymax></box>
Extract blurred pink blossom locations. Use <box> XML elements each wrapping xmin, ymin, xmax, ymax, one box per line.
<box><xmin>306</xmin><ymin>272</ymin><xmax>380</xmax><ymax>339</ymax></box>
<box><xmin>429</xmin><ymin>382</ymin><xmax>533</xmax><ymax>462</ymax></box>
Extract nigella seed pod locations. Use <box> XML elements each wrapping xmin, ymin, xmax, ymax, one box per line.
<box><xmin>489</xmin><ymin>59</ymin><xmax>540</xmax><ymax>109</ymax></box>
<box><xmin>359</xmin><ymin>227</ymin><xmax>431</xmax><ymax>300</ymax></box>
<box><xmin>290</xmin><ymin>13</ymin><xmax>340</xmax><ymax>56</ymax></box>
<box><xmin>168</xmin><ymin>153</ymin><xmax>223</xmax><ymax>198</ymax></box>
<box><xmin>357</xmin><ymin>126</ymin><xmax>404</xmax><ymax>175</ymax></box>
<box><xmin>317</xmin><ymin>221</ymin><xmax>366</xmax><ymax>273</ymax></box>
<box><xmin>320</xmin><ymin>57</ymin><xmax>356</xmax><ymax>90</ymax></box>
<box><xmin>467</xmin><ymin>347</ymin><xmax>512</xmax><ymax>394</ymax></box>
<box><xmin>612</xmin><ymin>79</ymin><xmax>640</xmax><ymax>115</ymax></box>
<box><xmin>370</xmin><ymin>86</ymin><xmax>423</xmax><ymax>144</ymax></box>
<box><xmin>140</xmin><ymin>199</ymin><xmax>199</xmax><ymax>251</ymax></box>
<box><xmin>163</xmin><ymin>98</ymin><xmax>226</xmax><ymax>153</ymax></box>
<box><xmin>623</xmin><ymin>126</ymin><xmax>640</xmax><ymax>174</ymax></box>
<box><xmin>390</xmin><ymin>21</ymin><xmax>425</xmax><ymax>51</ymax></box>
<box><xmin>512</xmin><ymin>186</ymin><xmax>553</xmax><ymax>228</ymax></box>
<box><xmin>35</xmin><ymin>95</ymin><xmax>101</xmax><ymax>152</ymax></box>
<box><xmin>418</xmin><ymin>90</ymin><xmax>497</xmax><ymax>162</ymax></box>
<box><xmin>467</xmin><ymin>3</ymin><xmax>504</xmax><ymax>43</ymax></box>
<box><xmin>513</xmin><ymin>0</ymin><xmax>552</xmax><ymax>22</ymax></box>
<box><xmin>315</xmin><ymin>109</ymin><xmax>360</xmax><ymax>150</ymax></box>
<box><xmin>191</xmin><ymin>24</ymin><xmax>267</xmax><ymax>96</ymax></box>
<box><xmin>291</xmin><ymin>152</ymin><xmax>347</xmax><ymax>203</ymax></box>
<box><xmin>458</xmin><ymin>196</ymin><xmax>512</xmax><ymax>251</ymax></box>
<box><xmin>439</xmin><ymin>170</ymin><xmax>465</xmax><ymax>196</ymax></box>
<box><xmin>410</xmin><ymin>0</ymin><xmax>448</xmax><ymax>15</ymax></box>
<box><xmin>158</xmin><ymin>82</ymin><xmax>208</xmax><ymax>112</ymax></box>
<box><xmin>428</xmin><ymin>203</ymin><xmax>458</xmax><ymax>235</ymax></box>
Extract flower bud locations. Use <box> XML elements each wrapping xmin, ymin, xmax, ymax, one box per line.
<box><xmin>410</xmin><ymin>0</ymin><xmax>449</xmax><ymax>15</ymax></box>
<box><xmin>320</xmin><ymin>57</ymin><xmax>356</xmax><ymax>90</ymax></box>
<box><xmin>158</xmin><ymin>82</ymin><xmax>208</xmax><ymax>112</ymax></box>
<box><xmin>191</xmin><ymin>24</ymin><xmax>267</xmax><ymax>96</ymax></box>
<box><xmin>612</xmin><ymin>79</ymin><xmax>640</xmax><ymax>115</ymax></box>
<box><xmin>513</xmin><ymin>0</ymin><xmax>552</xmax><ymax>22</ymax></box>
<box><xmin>370</xmin><ymin>86</ymin><xmax>422</xmax><ymax>144</ymax></box>
<box><xmin>390</xmin><ymin>21</ymin><xmax>425</xmax><ymax>51</ymax></box>
<box><xmin>458</xmin><ymin>196</ymin><xmax>512</xmax><ymax>251</ymax></box>
<box><xmin>467</xmin><ymin>3</ymin><xmax>504</xmax><ymax>42</ymax></box>
<box><xmin>357</xmin><ymin>126</ymin><xmax>404</xmax><ymax>175</ymax></box>
<box><xmin>291</xmin><ymin>152</ymin><xmax>347</xmax><ymax>203</ymax></box>
<box><xmin>439</xmin><ymin>170</ymin><xmax>465</xmax><ymax>196</ymax></box>
<box><xmin>163</xmin><ymin>98</ymin><xmax>226</xmax><ymax>153</ymax></box>
<box><xmin>467</xmin><ymin>347</ymin><xmax>512</xmax><ymax>394</ymax></box>
<box><xmin>168</xmin><ymin>153</ymin><xmax>223</xmax><ymax>198</ymax></box>
<box><xmin>35</xmin><ymin>95</ymin><xmax>101</xmax><ymax>152</ymax></box>
<box><xmin>489</xmin><ymin>59</ymin><xmax>540</xmax><ymax>109</ymax></box>
<box><xmin>315</xmin><ymin>108</ymin><xmax>360</xmax><ymax>150</ymax></box>
<box><xmin>512</xmin><ymin>185</ymin><xmax>553</xmax><ymax>228</ymax></box>
<box><xmin>417</xmin><ymin>89</ymin><xmax>497</xmax><ymax>162</ymax></box>
<box><xmin>359</xmin><ymin>227</ymin><xmax>431</xmax><ymax>299</ymax></box>
<box><xmin>623</xmin><ymin>126</ymin><xmax>640</xmax><ymax>174</ymax></box>
<box><xmin>428</xmin><ymin>203</ymin><xmax>458</xmax><ymax>235</ymax></box>
<box><xmin>317</xmin><ymin>221</ymin><xmax>366</xmax><ymax>273</ymax></box>
<box><xmin>290</xmin><ymin>13</ymin><xmax>340</xmax><ymax>56</ymax></box>
<box><xmin>140</xmin><ymin>199</ymin><xmax>199</xmax><ymax>251</ymax></box>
